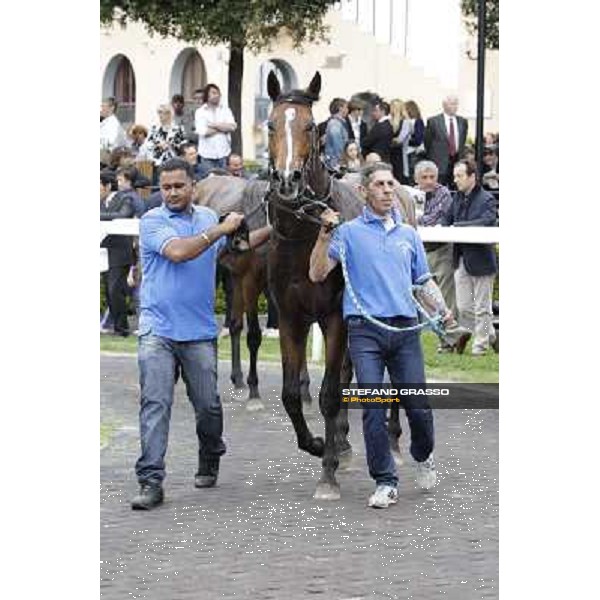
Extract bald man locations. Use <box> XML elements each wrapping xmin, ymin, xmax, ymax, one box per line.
<box><xmin>424</xmin><ymin>95</ymin><xmax>468</xmax><ymax>187</ymax></box>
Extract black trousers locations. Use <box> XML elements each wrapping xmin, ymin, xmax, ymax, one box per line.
<box><xmin>439</xmin><ymin>155</ymin><xmax>459</xmax><ymax>190</ymax></box>
<box><xmin>103</xmin><ymin>265</ymin><xmax>130</xmax><ymax>335</ymax></box>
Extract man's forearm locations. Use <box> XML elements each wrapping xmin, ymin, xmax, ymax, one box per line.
<box><xmin>212</xmin><ymin>122</ymin><xmax>237</xmax><ymax>132</ymax></box>
<box><xmin>309</xmin><ymin>233</ymin><xmax>335</xmax><ymax>282</ymax></box>
<box><xmin>163</xmin><ymin>223</ymin><xmax>227</xmax><ymax>263</ymax></box>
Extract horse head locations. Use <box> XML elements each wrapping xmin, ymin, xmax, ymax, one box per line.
<box><xmin>266</xmin><ymin>71</ymin><xmax>321</xmax><ymax>202</ymax></box>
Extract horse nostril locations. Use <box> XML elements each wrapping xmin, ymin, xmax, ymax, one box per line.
<box><xmin>292</xmin><ymin>170</ymin><xmax>302</xmax><ymax>182</ymax></box>
<box><xmin>272</xmin><ymin>170</ymin><xmax>281</xmax><ymax>181</ymax></box>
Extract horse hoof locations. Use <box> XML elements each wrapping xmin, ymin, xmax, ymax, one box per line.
<box><xmin>337</xmin><ymin>447</ymin><xmax>353</xmax><ymax>471</ymax></box>
<box><xmin>231</xmin><ymin>377</ymin><xmax>245</xmax><ymax>389</ymax></box>
<box><xmin>392</xmin><ymin>450</ymin><xmax>404</xmax><ymax>467</ymax></box>
<box><xmin>246</xmin><ymin>398</ymin><xmax>265</xmax><ymax>412</ymax></box>
<box><xmin>313</xmin><ymin>482</ymin><xmax>341</xmax><ymax>501</ymax></box>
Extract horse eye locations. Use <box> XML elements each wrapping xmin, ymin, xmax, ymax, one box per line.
<box><xmin>305</xmin><ymin>122</ymin><xmax>315</xmax><ymax>131</ymax></box>
<box><xmin>267</xmin><ymin>121</ymin><xmax>275</xmax><ymax>131</ymax></box>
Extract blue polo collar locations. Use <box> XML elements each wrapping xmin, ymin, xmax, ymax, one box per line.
<box><xmin>161</xmin><ymin>202</ymin><xmax>195</xmax><ymax>218</ymax></box>
<box><xmin>361</xmin><ymin>206</ymin><xmax>403</xmax><ymax>226</ymax></box>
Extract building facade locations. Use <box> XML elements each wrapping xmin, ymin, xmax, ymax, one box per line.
<box><xmin>100</xmin><ymin>0</ymin><xmax>499</xmax><ymax>160</ymax></box>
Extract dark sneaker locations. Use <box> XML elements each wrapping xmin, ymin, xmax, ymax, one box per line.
<box><xmin>195</xmin><ymin>457</ymin><xmax>220</xmax><ymax>488</ymax></box>
<box><xmin>131</xmin><ymin>482</ymin><xmax>164</xmax><ymax>510</ymax></box>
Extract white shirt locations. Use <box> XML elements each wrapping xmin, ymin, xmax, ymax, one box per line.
<box><xmin>194</xmin><ymin>104</ymin><xmax>236</xmax><ymax>159</ymax></box>
<box><xmin>100</xmin><ymin>114</ymin><xmax>126</xmax><ymax>151</ymax></box>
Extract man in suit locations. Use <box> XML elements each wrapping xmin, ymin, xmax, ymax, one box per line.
<box><xmin>361</xmin><ymin>101</ymin><xmax>394</xmax><ymax>163</ymax></box>
<box><xmin>424</xmin><ymin>95</ymin><xmax>468</xmax><ymax>187</ymax></box>
<box><xmin>442</xmin><ymin>160</ymin><xmax>498</xmax><ymax>356</ymax></box>
<box><xmin>100</xmin><ymin>170</ymin><xmax>136</xmax><ymax>337</ymax></box>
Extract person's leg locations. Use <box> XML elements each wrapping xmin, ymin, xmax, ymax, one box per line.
<box><xmin>386</xmin><ymin>330</ymin><xmax>434</xmax><ymax>464</ymax></box>
<box><xmin>176</xmin><ymin>339</ymin><xmax>226</xmax><ymax>480</ymax></box>
<box><xmin>347</xmin><ymin>319</ymin><xmax>396</xmax><ymax>487</ymax></box>
<box><xmin>107</xmin><ymin>265</ymin><xmax>130</xmax><ymax>336</ymax></box>
<box><xmin>472</xmin><ymin>274</ymin><xmax>496</xmax><ymax>354</ymax></box>
<box><xmin>455</xmin><ymin>258</ymin><xmax>475</xmax><ymax>335</ymax></box>
<box><xmin>135</xmin><ymin>334</ymin><xmax>176</xmax><ymax>485</ymax></box>
<box><xmin>428</xmin><ymin>245</ymin><xmax>458</xmax><ymax>317</ymax></box>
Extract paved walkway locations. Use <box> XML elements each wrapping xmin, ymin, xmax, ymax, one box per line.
<box><xmin>101</xmin><ymin>354</ymin><xmax>498</xmax><ymax>599</ymax></box>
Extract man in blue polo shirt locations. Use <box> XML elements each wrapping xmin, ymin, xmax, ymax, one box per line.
<box><xmin>309</xmin><ymin>162</ymin><xmax>438</xmax><ymax>509</ymax></box>
<box><xmin>131</xmin><ymin>158</ymin><xmax>271</xmax><ymax>510</ymax></box>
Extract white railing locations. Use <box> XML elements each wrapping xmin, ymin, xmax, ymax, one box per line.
<box><xmin>101</xmin><ymin>220</ymin><xmax>500</xmax><ymax>361</ymax></box>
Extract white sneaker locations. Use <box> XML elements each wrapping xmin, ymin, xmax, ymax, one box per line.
<box><xmin>367</xmin><ymin>484</ymin><xmax>399</xmax><ymax>509</ymax></box>
<box><xmin>263</xmin><ymin>328</ymin><xmax>279</xmax><ymax>339</ymax></box>
<box><xmin>415</xmin><ymin>454</ymin><xmax>437</xmax><ymax>490</ymax></box>
<box><xmin>219</xmin><ymin>327</ymin><xmax>230</xmax><ymax>338</ymax></box>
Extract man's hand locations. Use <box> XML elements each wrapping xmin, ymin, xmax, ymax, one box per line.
<box><xmin>219</xmin><ymin>212</ymin><xmax>245</xmax><ymax>234</ymax></box>
<box><xmin>319</xmin><ymin>208</ymin><xmax>340</xmax><ymax>235</ymax></box>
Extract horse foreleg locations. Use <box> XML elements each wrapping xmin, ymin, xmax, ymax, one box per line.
<box><xmin>336</xmin><ymin>349</ymin><xmax>354</xmax><ymax>469</ymax></box>
<box><xmin>229</xmin><ymin>274</ymin><xmax>245</xmax><ymax>389</ymax></box>
<box><xmin>245</xmin><ymin>307</ymin><xmax>263</xmax><ymax>410</ymax></box>
<box><xmin>299</xmin><ymin>349</ymin><xmax>312</xmax><ymax>407</ymax></box>
<box><xmin>314</xmin><ymin>315</ymin><xmax>346</xmax><ymax>501</ymax></box>
<box><xmin>280</xmin><ymin>321</ymin><xmax>324</xmax><ymax>458</ymax></box>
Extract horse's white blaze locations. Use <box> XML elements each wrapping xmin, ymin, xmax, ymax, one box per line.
<box><xmin>284</xmin><ymin>107</ymin><xmax>296</xmax><ymax>178</ymax></box>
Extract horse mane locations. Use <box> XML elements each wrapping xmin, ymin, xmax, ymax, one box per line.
<box><xmin>274</xmin><ymin>88</ymin><xmax>320</xmax><ymax>106</ymax></box>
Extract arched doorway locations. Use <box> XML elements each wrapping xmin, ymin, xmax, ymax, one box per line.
<box><xmin>254</xmin><ymin>59</ymin><xmax>298</xmax><ymax>160</ymax></box>
<box><xmin>170</xmin><ymin>48</ymin><xmax>207</xmax><ymax>116</ymax></box>
<box><xmin>102</xmin><ymin>54</ymin><xmax>136</xmax><ymax>127</ymax></box>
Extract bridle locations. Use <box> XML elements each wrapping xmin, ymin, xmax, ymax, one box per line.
<box><xmin>265</xmin><ymin>95</ymin><xmax>337</xmax><ymax>240</ymax></box>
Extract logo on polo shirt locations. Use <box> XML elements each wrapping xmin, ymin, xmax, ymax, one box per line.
<box><xmin>395</xmin><ymin>240</ymin><xmax>413</xmax><ymax>255</ymax></box>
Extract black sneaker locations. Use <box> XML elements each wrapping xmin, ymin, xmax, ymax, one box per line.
<box><xmin>195</xmin><ymin>457</ymin><xmax>220</xmax><ymax>488</ymax></box>
<box><xmin>131</xmin><ymin>482</ymin><xmax>164</xmax><ymax>510</ymax></box>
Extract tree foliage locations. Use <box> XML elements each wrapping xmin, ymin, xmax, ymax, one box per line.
<box><xmin>461</xmin><ymin>0</ymin><xmax>499</xmax><ymax>49</ymax></box>
<box><xmin>100</xmin><ymin>1</ymin><xmax>336</xmax><ymax>52</ymax></box>
<box><xmin>100</xmin><ymin>1</ymin><xmax>338</xmax><ymax>154</ymax></box>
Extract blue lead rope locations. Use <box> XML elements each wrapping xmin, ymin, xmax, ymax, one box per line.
<box><xmin>338</xmin><ymin>241</ymin><xmax>445</xmax><ymax>336</ymax></box>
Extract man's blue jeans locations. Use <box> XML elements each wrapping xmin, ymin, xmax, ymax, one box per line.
<box><xmin>347</xmin><ymin>316</ymin><xmax>435</xmax><ymax>487</ymax></box>
<box><xmin>135</xmin><ymin>333</ymin><xmax>226</xmax><ymax>485</ymax></box>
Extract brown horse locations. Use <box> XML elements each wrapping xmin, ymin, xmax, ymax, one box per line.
<box><xmin>195</xmin><ymin>175</ymin><xmax>269</xmax><ymax>409</ymax></box>
<box><xmin>266</xmin><ymin>71</ymin><xmax>365</xmax><ymax>500</ymax></box>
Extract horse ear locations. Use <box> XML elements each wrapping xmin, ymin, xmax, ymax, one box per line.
<box><xmin>307</xmin><ymin>71</ymin><xmax>321</xmax><ymax>99</ymax></box>
<box><xmin>267</xmin><ymin>72</ymin><xmax>281</xmax><ymax>102</ymax></box>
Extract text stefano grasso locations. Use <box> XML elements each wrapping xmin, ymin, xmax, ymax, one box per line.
<box><xmin>341</xmin><ymin>388</ymin><xmax>450</xmax><ymax>396</ymax></box>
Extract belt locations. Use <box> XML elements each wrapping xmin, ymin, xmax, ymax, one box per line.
<box><xmin>348</xmin><ymin>315</ymin><xmax>419</xmax><ymax>327</ymax></box>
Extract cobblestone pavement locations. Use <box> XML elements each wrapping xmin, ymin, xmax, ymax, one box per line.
<box><xmin>101</xmin><ymin>354</ymin><xmax>498</xmax><ymax>600</ymax></box>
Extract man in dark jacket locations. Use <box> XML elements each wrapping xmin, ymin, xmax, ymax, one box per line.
<box><xmin>442</xmin><ymin>160</ymin><xmax>498</xmax><ymax>356</ymax></box>
<box><xmin>100</xmin><ymin>170</ymin><xmax>136</xmax><ymax>336</ymax></box>
<box><xmin>361</xmin><ymin>101</ymin><xmax>393</xmax><ymax>163</ymax></box>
